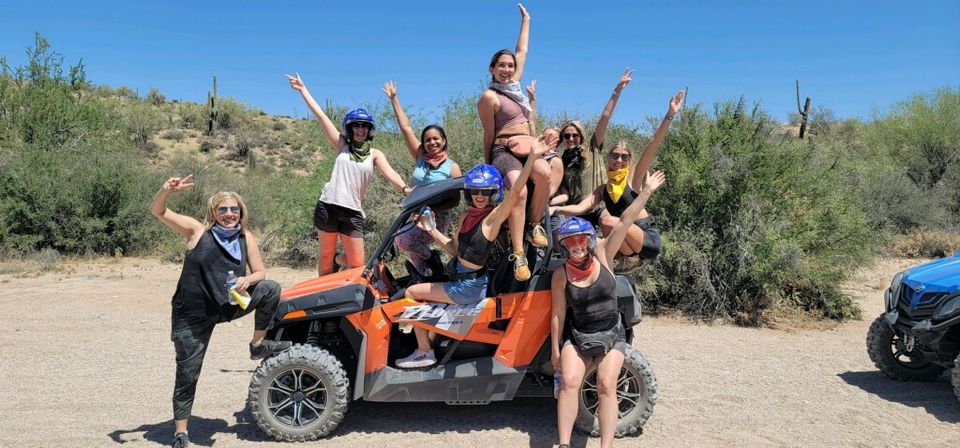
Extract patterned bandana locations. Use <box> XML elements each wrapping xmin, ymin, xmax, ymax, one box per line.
<box><xmin>349</xmin><ymin>140</ymin><xmax>372</xmax><ymax>163</ymax></box>
<box><xmin>459</xmin><ymin>206</ymin><xmax>494</xmax><ymax>235</ymax></box>
<box><xmin>488</xmin><ymin>80</ymin><xmax>532</xmax><ymax>114</ymax></box>
<box><xmin>606</xmin><ymin>167</ymin><xmax>630</xmax><ymax>204</ymax></box>
<box><xmin>211</xmin><ymin>224</ymin><xmax>242</xmax><ymax>261</ymax></box>
<box><xmin>423</xmin><ymin>147</ymin><xmax>448</xmax><ymax>169</ymax></box>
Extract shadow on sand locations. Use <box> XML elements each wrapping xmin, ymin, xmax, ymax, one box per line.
<box><xmin>838</xmin><ymin>370</ymin><xmax>959</xmax><ymax>424</ymax></box>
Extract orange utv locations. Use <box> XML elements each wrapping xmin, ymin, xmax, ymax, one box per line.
<box><xmin>247</xmin><ymin>177</ymin><xmax>658</xmax><ymax>441</ymax></box>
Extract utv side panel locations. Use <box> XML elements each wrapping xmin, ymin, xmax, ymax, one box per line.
<box><xmin>275</xmin><ymin>283</ymin><xmax>377</xmax><ymax>323</ymax></box>
<box><xmin>363</xmin><ymin>358</ymin><xmax>526</xmax><ymax>402</ymax></box>
<box><xmin>345</xmin><ymin>307</ymin><xmax>393</xmax><ymax>374</ymax></box>
<box><xmin>494</xmin><ymin>290</ymin><xmax>552</xmax><ymax>368</ymax></box>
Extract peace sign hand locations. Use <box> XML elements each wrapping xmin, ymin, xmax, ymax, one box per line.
<box><xmin>163</xmin><ymin>174</ymin><xmax>194</xmax><ymax>193</ymax></box>
<box><xmin>617</xmin><ymin>68</ymin><xmax>633</xmax><ymax>91</ymax></box>
<box><xmin>285</xmin><ymin>73</ymin><xmax>305</xmax><ymax>92</ymax></box>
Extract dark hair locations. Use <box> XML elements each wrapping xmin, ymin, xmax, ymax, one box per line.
<box><xmin>488</xmin><ymin>49</ymin><xmax>517</xmax><ymax>81</ymax></box>
<box><xmin>419</xmin><ymin>124</ymin><xmax>448</xmax><ymax>153</ymax></box>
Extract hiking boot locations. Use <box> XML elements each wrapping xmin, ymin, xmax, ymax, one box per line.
<box><xmin>250</xmin><ymin>339</ymin><xmax>292</xmax><ymax>360</ymax></box>
<box><xmin>396</xmin><ymin>349</ymin><xmax>437</xmax><ymax>368</ymax></box>
<box><xmin>172</xmin><ymin>432</ymin><xmax>190</xmax><ymax>448</ymax></box>
<box><xmin>527</xmin><ymin>224</ymin><xmax>548</xmax><ymax>248</ymax></box>
<box><xmin>510</xmin><ymin>251</ymin><xmax>531</xmax><ymax>281</ymax></box>
<box><xmin>613</xmin><ymin>254</ymin><xmax>643</xmax><ymax>274</ymax></box>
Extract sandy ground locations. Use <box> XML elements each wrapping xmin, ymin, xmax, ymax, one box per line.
<box><xmin>1</xmin><ymin>257</ymin><xmax>957</xmax><ymax>448</ymax></box>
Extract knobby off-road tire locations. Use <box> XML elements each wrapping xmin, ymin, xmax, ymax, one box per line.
<box><xmin>953</xmin><ymin>355</ymin><xmax>960</xmax><ymax>404</ymax></box>
<box><xmin>575</xmin><ymin>345</ymin><xmax>657</xmax><ymax>438</ymax></box>
<box><xmin>248</xmin><ymin>344</ymin><xmax>350</xmax><ymax>441</ymax></box>
<box><xmin>866</xmin><ymin>314</ymin><xmax>946</xmax><ymax>381</ymax></box>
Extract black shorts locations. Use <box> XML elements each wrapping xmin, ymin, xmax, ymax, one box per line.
<box><xmin>491</xmin><ymin>144</ymin><xmax>526</xmax><ymax>180</ymax></box>
<box><xmin>313</xmin><ymin>201</ymin><xmax>364</xmax><ymax>238</ymax></box>
<box><xmin>632</xmin><ymin>217</ymin><xmax>662</xmax><ymax>260</ymax></box>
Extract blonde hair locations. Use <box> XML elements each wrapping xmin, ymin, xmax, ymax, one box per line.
<box><xmin>204</xmin><ymin>191</ymin><xmax>250</xmax><ymax>230</ymax></box>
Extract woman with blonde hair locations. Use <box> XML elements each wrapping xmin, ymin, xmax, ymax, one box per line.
<box><xmin>150</xmin><ymin>174</ymin><xmax>290</xmax><ymax>448</ymax></box>
<box><xmin>553</xmin><ymin>90</ymin><xmax>684</xmax><ymax>272</ymax></box>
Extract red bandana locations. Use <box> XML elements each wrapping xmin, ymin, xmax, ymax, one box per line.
<box><xmin>564</xmin><ymin>255</ymin><xmax>595</xmax><ymax>282</ymax></box>
<box><xmin>423</xmin><ymin>148</ymin><xmax>449</xmax><ymax>170</ymax></box>
<box><xmin>459</xmin><ymin>206</ymin><xmax>493</xmax><ymax>235</ymax></box>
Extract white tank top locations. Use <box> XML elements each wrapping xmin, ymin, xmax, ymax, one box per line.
<box><xmin>318</xmin><ymin>146</ymin><xmax>374</xmax><ymax>216</ymax></box>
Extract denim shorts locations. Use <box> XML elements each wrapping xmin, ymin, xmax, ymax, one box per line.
<box><xmin>442</xmin><ymin>262</ymin><xmax>489</xmax><ymax>305</ymax></box>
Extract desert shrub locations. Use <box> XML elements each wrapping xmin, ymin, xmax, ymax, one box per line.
<box><xmin>161</xmin><ymin>129</ymin><xmax>185</xmax><ymax>142</ymax></box>
<box><xmin>643</xmin><ymin>98</ymin><xmax>874</xmax><ymax>322</ymax></box>
<box><xmin>271</xmin><ymin>121</ymin><xmax>287</xmax><ymax>131</ymax></box>
<box><xmin>122</xmin><ymin>100</ymin><xmax>165</xmax><ymax>150</ymax></box>
<box><xmin>147</xmin><ymin>87</ymin><xmax>166</xmax><ymax>106</ymax></box>
<box><xmin>198</xmin><ymin>139</ymin><xmax>216</xmax><ymax>153</ymax></box>
<box><xmin>890</xmin><ymin>229</ymin><xmax>960</xmax><ymax>258</ymax></box>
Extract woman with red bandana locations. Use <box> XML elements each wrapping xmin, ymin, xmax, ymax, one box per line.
<box><xmin>552</xmin><ymin>90</ymin><xmax>684</xmax><ymax>273</ymax></box>
<box><xmin>382</xmin><ymin>81</ymin><xmax>463</xmax><ymax>277</ymax></box>
<box><xmin>550</xmin><ymin>171</ymin><xmax>666</xmax><ymax>448</ymax></box>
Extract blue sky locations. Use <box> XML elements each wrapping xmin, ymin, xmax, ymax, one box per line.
<box><xmin>2</xmin><ymin>1</ymin><xmax>958</xmax><ymax>127</ymax></box>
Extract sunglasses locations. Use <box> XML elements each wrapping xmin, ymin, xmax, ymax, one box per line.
<box><xmin>467</xmin><ymin>188</ymin><xmax>495</xmax><ymax>197</ymax></box>
<box><xmin>562</xmin><ymin>133</ymin><xmax>581</xmax><ymax>140</ymax></box>
<box><xmin>609</xmin><ymin>153</ymin><xmax>631</xmax><ymax>161</ymax></box>
<box><xmin>561</xmin><ymin>235</ymin><xmax>590</xmax><ymax>249</ymax></box>
<box><xmin>216</xmin><ymin>206</ymin><xmax>241</xmax><ymax>215</ymax></box>
<box><xmin>350</xmin><ymin>122</ymin><xmax>372</xmax><ymax>130</ymax></box>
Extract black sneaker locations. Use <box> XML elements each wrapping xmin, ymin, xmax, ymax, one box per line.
<box><xmin>250</xmin><ymin>340</ymin><xmax>292</xmax><ymax>360</ymax></box>
<box><xmin>172</xmin><ymin>432</ymin><xmax>190</xmax><ymax>448</ymax></box>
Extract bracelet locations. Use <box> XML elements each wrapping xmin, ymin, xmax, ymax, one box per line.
<box><xmin>664</xmin><ymin>113</ymin><xmax>674</xmax><ymax>121</ymax></box>
<box><xmin>401</xmin><ymin>185</ymin><xmax>411</xmax><ymax>193</ymax></box>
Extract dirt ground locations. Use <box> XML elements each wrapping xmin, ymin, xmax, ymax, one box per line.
<box><xmin>1</xmin><ymin>257</ymin><xmax>957</xmax><ymax>448</ymax></box>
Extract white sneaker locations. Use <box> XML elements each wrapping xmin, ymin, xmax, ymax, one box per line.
<box><xmin>396</xmin><ymin>349</ymin><xmax>437</xmax><ymax>368</ymax></box>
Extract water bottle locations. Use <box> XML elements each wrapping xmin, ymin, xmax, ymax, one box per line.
<box><xmin>420</xmin><ymin>206</ymin><xmax>436</xmax><ymax>232</ymax></box>
<box><xmin>553</xmin><ymin>372</ymin><xmax>561</xmax><ymax>399</ymax></box>
<box><xmin>225</xmin><ymin>270</ymin><xmax>239</xmax><ymax>305</ymax></box>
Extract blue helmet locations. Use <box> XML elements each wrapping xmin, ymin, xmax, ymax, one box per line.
<box><xmin>557</xmin><ymin>216</ymin><xmax>597</xmax><ymax>258</ymax></box>
<box><xmin>342</xmin><ymin>108</ymin><xmax>375</xmax><ymax>141</ymax></box>
<box><xmin>463</xmin><ymin>164</ymin><xmax>503</xmax><ymax>203</ymax></box>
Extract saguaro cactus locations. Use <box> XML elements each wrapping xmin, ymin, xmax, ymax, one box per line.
<box><xmin>207</xmin><ymin>76</ymin><xmax>219</xmax><ymax>135</ymax></box>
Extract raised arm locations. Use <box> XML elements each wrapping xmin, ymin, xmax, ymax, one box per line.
<box><xmin>594</xmin><ymin>68</ymin><xmax>632</xmax><ymax>147</ymax></box>
<box><xmin>372</xmin><ymin>150</ymin><xmax>413</xmax><ymax>196</ymax></box>
<box><xmin>478</xmin><ymin>91</ymin><xmax>498</xmax><ymax>162</ymax></box>
<box><xmin>631</xmin><ymin>90</ymin><xmax>684</xmax><ymax>189</ymax></box>
<box><xmin>485</xmin><ymin>132</ymin><xmax>558</xmax><ymax>232</ymax></box>
<box><xmin>601</xmin><ymin>171</ymin><xmax>665</xmax><ymax>266</ymax></box>
<box><xmin>382</xmin><ymin>81</ymin><xmax>421</xmax><ymax>160</ymax></box>
<box><xmin>512</xmin><ymin>3</ymin><xmax>531</xmax><ymax>81</ymax></box>
<box><xmin>149</xmin><ymin>175</ymin><xmax>204</xmax><ymax>241</ymax></box>
<box><xmin>526</xmin><ymin>80</ymin><xmax>538</xmax><ymax>135</ymax></box>
<box><xmin>286</xmin><ymin>73</ymin><xmax>345</xmax><ymax>150</ymax></box>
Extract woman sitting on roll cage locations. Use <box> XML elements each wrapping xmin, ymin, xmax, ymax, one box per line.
<box><xmin>478</xmin><ymin>3</ymin><xmax>554</xmax><ymax>282</ymax></box>
<box><xmin>286</xmin><ymin>73</ymin><xmax>410</xmax><ymax>276</ymax></box>
<box><xmin>552</xmin><ymin>89</ymin><xmax>684</xmax><ymax>273</ymax></box>
<box><xmin>551</xmin><ymin>170</ymin><xmax>666</xmax><ymax>448</ymax></box>
<box><xmin>397</xmin><ymin>131</ymin><xmax>559</xmax><ymax>368</ymax></box>
<box><xmin>382</xmin><ymin>80</ymin><xmax>463</xmax><ymax>277</ymax></box>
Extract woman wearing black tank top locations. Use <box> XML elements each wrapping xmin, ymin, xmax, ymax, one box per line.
<box><xmin>550</xmin><ymin>170</ymin><xmax>666</xmax><ymax>448</ymax></box>
<box><xmin>150</xmin><ymin>175</ymin><xmax>291</xmax><ymax>448</ymax></box>
<box><xmin>396</xmin><ymin>131</ymin><xmax>559</xmax><ymax>368</ymax></box>
<box><xmin>552</xmin><ymin>90</ymin><xmax>684</xmax><ymax>273</ymax></box>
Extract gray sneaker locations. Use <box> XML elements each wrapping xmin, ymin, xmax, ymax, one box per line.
<box><xmin>250</xmin><ymin>339</ymin><xmax>292</xmax><ymax>360</ymax></box>
<box><xmin>172</xmin><ymin>432</ymin><xmax>190</xmax><ymax>448</ymax></box>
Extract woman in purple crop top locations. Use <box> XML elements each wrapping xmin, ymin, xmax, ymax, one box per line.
<box><xmin>477</xmin><ymin>3</ymin><xmax>553</xmax><ymax>283</ymax></box>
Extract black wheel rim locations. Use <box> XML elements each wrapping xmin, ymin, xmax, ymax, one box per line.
<box><xmin>890</xmin><ymin>333</ymin><xmax>929</xmax><ymax>369</ymax></box>
<box><xmin>582</xmin><ymin>366</ymin><xmax>643</xmax><ymax>418</ymax></box>
<box><xmin>267</xmin><ymin>367</ymin><xmax>328</xmax><ymax>427</ymax></box>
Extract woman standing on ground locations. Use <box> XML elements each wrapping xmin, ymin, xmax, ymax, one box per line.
<box><xmin>287</xmin><ymin>73</ymin><xmax>410</xmax><ymax>276</ymax></box>
<box><xmin>397</xmin><ymin>131</ymin><xmax>558</xmax><ymax>368</ymax></box>
<box><xmin>150</xmin><ymin>174</ymin><xmax>291</xmax><ymax>448</ymax></box>
<box><xmin>552</xmin><ymin>90</ymin><xmax>684</xmax><ymax>272</ymax></box>
<box><xmin>382</xmin><ymin>80</ymin><xmax>462</xmax><ymax>276</ymax></box>
<box><xmin>551</xmin><ymin>171</ymin><xmax>666</xmax><ymax>448</ymax></box>
<box><xmin>477</xmin><ymin>3</ymin><xmax>552</xmax><ymax>281</ymax></box>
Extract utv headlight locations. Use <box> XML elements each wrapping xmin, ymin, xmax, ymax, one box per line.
<box><xmin>934</xmin><ymin>295</ymin><xmax>960</xmax><ymax>321</ymax></box>
<box><xmin>885</xmin><ymin>271</ymin><xmax>904</xmax><ymax>311</ymax></box>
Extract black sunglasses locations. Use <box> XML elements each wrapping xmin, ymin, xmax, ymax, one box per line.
<box><xmin>562</xmin><ymin>133</ymin><xmax>581</xmax><ymax>140</ymax></box>
<box><xmin>350</xmin><ymin>122</ymin><xmax>372</xmax><ymax>130</ymax></box>
<box><xmin>216</xmin><ymin>206</ymin><xmax>241</xmax><ymax>214</ymax></box>
<box><xmin>609</xmin><ymin>153</ymin><xmax>631</xmax><ymax>161</ymax></box>
<box><xmin>467</xmin><ymin>188</ymin><xmax>495</xmax><ymax>197</ymax></box>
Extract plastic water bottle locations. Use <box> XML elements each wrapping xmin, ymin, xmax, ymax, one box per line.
<box><xmin>553</xmin><ymin>373</ymin><xmax>561</xmax><ymax>399</ymax></box>
<box><xmin>225</xmin><ymin>270</ymin><xmax>239</xmax><ymax>305</ymax></box>
<box><xmin>420</xmin><ymin>206</ymin><xmax>436</xmax><ymax>232</ymax></box>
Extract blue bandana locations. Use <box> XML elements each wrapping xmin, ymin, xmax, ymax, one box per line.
<box><xmin>211</xmin><ymin>224</ymin><xmax>242</xmax><ymax>261</ymax></box>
